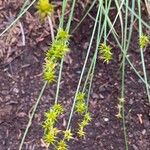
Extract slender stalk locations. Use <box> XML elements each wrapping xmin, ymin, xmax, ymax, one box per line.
<box><xmin>54</xmin><ymin>0</ymin><xmax>76</xmax><ymax>104</ymax></box>
<box><xmin>83</xmin><ymin>0</ymin><xmax>112</xmax><ymax>107</ymax></box>
<box><xmin>120</xmin><ymin>0</ymin><xmax>135</xmax><ymax>149</ymax></box>
<box><xmin>19</xmin><ymin>3</ymin><xmax>56</xmax><ymax>148</ymax></box>
<box><xmin>66</xmin><ymin>0</ymin><xmax>76</xmax><ymax>32</ymax></box>
<box><xmin>72</xmin><ymin>0</ymin><xmax>97</xmax><ymax>33</ymax></box>
<box><xmin>105</xmin><ymin>7</ymin><xmax>150</xmax><ymax>89</ymax></box>
<box><xmin>48</xmin><ymin>16</ymin><xmax>55</xmax><ymax>41</ymax></box>
<box><xmin>18</xmin><ymin>0</ymin><xmax>30</xmax><ymax>16</ymax></box>
<box><xmin>120</xmin><ymin>0</ymin><xmax>129</xmax><ymax>149</ymax></box>
<box><xmin>54</xmin><ymin>59</ymin><xmax>64</xmax><ymax>104</ymax></box>
<box><xmin>123</xmin><ymin>1</ymin><xmax>150</xmax><ymax>30</ymax></box>
<box><xmin>66</xmin><ymin>0</ymin><xmax>102</xmax><ymax>130</ymax></box>
<box><xmin>19</xmin><ymin>81</ymin><xmax>47</xmax><ymax>150</ymax></box>
<box><xmin>59</xmin><ymin>0</ymin><xmax>68</xmax><ymax>28</ymax></box>
<box><xmin>137</xmin><ymin>0</ymin><xmax>150</xmax><ymax>103</ymax></box>
<box><xmin>0</xmin><ymin>0</ymin><xmax>37</xmax><ymax>37</ymax></box>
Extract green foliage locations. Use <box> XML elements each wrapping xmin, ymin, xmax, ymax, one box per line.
<box><xmin>139</xmin><ymin>35</ymin><xmax>149</xmax><ymax>49</ymax></box>
<box><xmin>47</xmin><ymin>28</ymin><xmax>70</xmax><ymax>61</ymax></box>
<box><xmin>75</xmin><ymin>92</ymin><xmax>92</xmax><ymax>138</ymax></box>
<box><xmin>53</xmin><ymin>103</ymin><xmax>64</xmax><ymax>115</ymax></box>
<box><xmin>99</xmin><ymin>43</ymin><xmax>112</xmax><ymax>63</ymax></box>
<box><xmin>36</xmin><ymin>0</ymin><xmax>54</xmax><ymax>18</ymax></box>
<box><xmin>83</xmin><ymin>112</ymin><xmax>92</xmax><ymax>125</ymax></box>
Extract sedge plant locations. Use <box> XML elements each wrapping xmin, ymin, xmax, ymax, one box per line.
<box><xmin>1</xmin><ymin>0</ymin><xmax>150</xmax><ymax>150</ymax></box>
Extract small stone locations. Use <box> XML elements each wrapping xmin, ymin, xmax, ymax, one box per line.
<box><xmin>104</xmin><ymin>118</ymin><xmax>109</xmax><ymax>122</ymax></box>
<box><xmin>142</xmin><ymin>129</ymin><xmax>146</xmax><ymax>135</ymax></box>
<box><xmin>13</xmin><ymin>88</ymin><xmax>19</xmax><ymax>93</ymax></box>
<box><xmin>83</xmin><ymin>42</ymin><xmax>89</xmax><ymax>49</ymax></box>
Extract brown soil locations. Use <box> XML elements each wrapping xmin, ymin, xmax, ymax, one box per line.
<box><xmin>0</xmin><ymin>1</ymin><xmax>150</xmax><ymax>150</ymax></box>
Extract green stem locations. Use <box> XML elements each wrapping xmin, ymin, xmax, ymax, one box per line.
<box><xmin>137</xmin><ymin>0</ymin><xmax>150</xmax><ymax>103</ymax></box>
<box><xmin>0</xmin><ymin>0</ymin><xmax>37</xmax><ymax>37</ymax></box>
<box><xmin>54</xmin><ymin>0</ymin><xmax>76</xmax><ymax>104</ymax></box>
<box><xmin>54</xmin><ymin>59</ymin><xmax>64</xmax><ymax>104</ymax></box>
<box><xmin>66</xmin><ymin>0</ymin><xmax>102</xmax><ymax>130</ymax></box>
<box><xmin>19</xmin><ymin>81</ymin><xmax>47</xmax><ymax>150</ymax></box>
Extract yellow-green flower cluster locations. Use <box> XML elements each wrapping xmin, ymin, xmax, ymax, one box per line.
<box><xmin>43</xmin><ymin>103</ymin><xmax>64</xmax><ymax>145</ymax></box>
<box><xmin>75</xmin><ymin>92</ymin><xmax>87</xmax><ymax>114</ymax></box>
<box><xmin>139</xmin><ymin>35</ymin><xmax>149</xmax><ymax>49</ymax></box>
<box><xmin>43</xmin><ymin>59</ymin><xmax>57</xmax><ymax>83</ymax></box>
<box><xmin>63</xmin><ymin>129</ymin><xmax>73</xmax><ymax>141</ymax></box>
<box><xmin>116</xmin><ymin>97</ymin><xmax>125</xmax><ymax>119</ymax></box>
<box><xmin>99</xmin><ymin>43</ymin><xmax>112</xmax><ymax>63</ymax></box>
<box><xmin>78</xmin><ymin>112</ymin><xmax>91</xmax><ymax>138</ymax></box>
<box><xmin>43</xmin><ymin>28</ymin><xmax>70</xmax><ymax>83</ymax></box>
<box><xmin>55</xmin><ymin>129</ymin><xmax>73</xmax><ymax>150</ymax></box>
<box><xmin>37</xmin><ymin>0</ymin><xmax>54</xmax><ymax>18</ymax></box>
<box><xmin>46</xmin><ymin>28</ymin><xmax>70</xmax><ymax>61</ymax></box>
<box><xmin>75</xmin><ymin>92</ymin><xmax>92</xmax><ymax>138</ymax></box>
<box><xmin>44</xmin><ymin>127</ymin><xmax>60</xmax><ymax>145</ymax></box>
<box><xmin>56</xmin><ymin>140</ymin><xmax>68</xmax><ymax>150</ymax></box>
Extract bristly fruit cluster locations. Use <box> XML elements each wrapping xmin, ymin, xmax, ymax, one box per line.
<box><xmin>43</xmin><ymin>103</ymin><xmax>64</xmax><ymax>145</ymax></box>
<box><xmin>37</xmin><ymin>0</ymin><xmax>54</xmax><ymax>19</ymax></box>
<box><xmin>75</xmin><ymin>92</ymin><xmax>87</xmax><ymax>114</ymax></box>
<box><xmin>75</xmin><ymin>92</ymin><xmax>92</xmax><ymax>138</ymax></box>
<box><xmin>46</xmin><ymin>28</ymin><xmax>70</xmax><ymax>61</ymax></box>
<box><xmin>37</xmin><ymin>1</ymin><xmax>92</xmax><ymax>149</ymax></box>
<box><xmin>43</xmin><ymin>103</ymin><xmax>74</xmax><ymax>149</ymax></box>
<box><xmin>43</xmin><ymin>28</ymin><xmax>70</xmax><ymax>83</ymax></box>
<box><xmin>42</xmin><ymin>27</ymin><xmax>71</xmax><ymax>149</ymax></box>
<box><xmin>99</xmin><ymin>43</ymin><xmax>113</xmax><ymax>63</ymax></box>
<box><xmin>139</xmin><ymin>35</ymin><xmax>149</xmax><ymax>49</ymax></box>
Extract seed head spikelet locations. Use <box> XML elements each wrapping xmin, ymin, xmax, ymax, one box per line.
<box><xmin>139</xmin><ymin>35</ymin><xmax>149</xmax><ymax>49</ymax></box>
<box><xmin>37</xmin><ymin>0</ymin><xmax>54</xmax><ymax>18</ymax></box>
